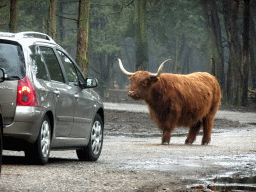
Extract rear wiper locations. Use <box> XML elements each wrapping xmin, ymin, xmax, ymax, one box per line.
<box><xmin>5</xmin><ymin>76</ymin><xmax>20</xmax><ymax>80</ymax></box>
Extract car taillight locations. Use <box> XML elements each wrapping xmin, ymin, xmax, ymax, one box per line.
<box><xmin>17</xmin><ymin>76</ymin><xmax>38</xmax><ymax>106</ymax></box>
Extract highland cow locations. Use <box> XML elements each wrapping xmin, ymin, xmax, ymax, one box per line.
<box><xmin>118</xmin><ymin>58</ymin><xmax>221</xmax><ymax>145</ymax></box>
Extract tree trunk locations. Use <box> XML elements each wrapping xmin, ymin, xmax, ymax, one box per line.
<box><xmin>134</xmin><ymin>0</ymin><xmax>148</xmax><ymax>71</ymax></box>
<box><xmin>211</xmin><ymin>58</ymin><xmax>216</xmax><ymax>76</ymax></box>
<box><xmin>250</xmin><ymin>17</ymin><xmax>256</xmax><ymax>89</ymax></box>
<box><xmin>174</xmin><ymin>35</ymin><xmax>186</xmax><ymax>73</ymax></box>
<box><xmin>209</xmin><ymin>0</ymin><xmax>225</xmax><ymax>91</ymax></box>
<box><xmin>42</xmin><ymin>17</ymin><xmax>46</xmax><ymax>34</ymax></box>
<box><xmin>76</xmin><ymin>0</ymin><xmax>90</xmax><ymax>76</ymax></box>
<box><xmin>9</xmin><ymin>0</ymin><xmax>18</xmax><ymax>33</ymax></box>
<box><xmin>201</xmin><ymin>0</ymin><xmax>225</xmax><ymax>93</ymax></box>
<box><xmin>47</xmin><ymin>0</ymin><xmax>59</xmax><ymax>40</ymax></box>
<box><xmin>241</xmin><ymin>0</ymin><xmax>250</xmax><ymax>106</ymax></box>
<box><xmin>97</xmin><ymin>53</ymin><xmax>115</xmax><ymax>98</ymax></box>
<box><xmin>182</xmin><ymin>46</ymin><xmax>192</xmax><ymax>74</ymax></box>
<box><xmin>223</xmin><ymin>0</ymin><xmax>242</xmax><ymax>105</ymax></box>
<box><xmin>58</xmin><ymin>1</ymin><xmax>64</xmax><ymax>42</ymax></box>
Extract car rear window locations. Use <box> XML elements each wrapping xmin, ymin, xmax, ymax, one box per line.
<box><xmin>0</xmin><ymin>41</ymin><xmax>25</xmax><ymax>79</ymax></box>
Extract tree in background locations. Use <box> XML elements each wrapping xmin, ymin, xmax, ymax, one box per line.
<box><xmin>76</xmin><ymin>0</ymin><xmax>90</xmax><ymax>75</ymax></box>
<box><xmin>250</xmin><ymin>1</ymin><xmax>256</xmax><ymax>90</ymax></box>
<box><xmin>242</xmin><ymin>0</ymin><xmax>250</xmax><ymax>106</ymax></box>
<box><xmin>223</xmin><ymin>0</ymin><xmax>242</xmax><ymax>105</ymax></box>
<box><xmin>9</xmin><ymin>0</ymin><xmax>18</xmax><ymax>32</ymax></box>
<box><xmin>201</xmin><ymin>0</ymin><xmax>225</xmax><ymax>94</ymax></box>
<box><xmin>47</xmin><ymin>0</ymin><xmax>59</xmax><ymax>40</ymax></box>
<box><xmin>134</xmin><ymin>0</ymin><xmax>148</xmax><ymax>70</ymax></box>
<box><xmin>89</xmin><ymin>0</ymin><xmax>128</xmax><ymax>97</ymax></box>
<box><xmin>201</xmin><ymin>0</ymin><xmax>253</xmax><ymax>106</ymax></box>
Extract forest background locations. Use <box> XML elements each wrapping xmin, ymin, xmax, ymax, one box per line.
<box><xmin>1</xmin><ymin>0</ymin><xmax>255</xmax><ymax>106</ymax></box>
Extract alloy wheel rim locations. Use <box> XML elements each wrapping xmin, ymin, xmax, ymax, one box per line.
<box><xmin>91</xmin><ymin>121</ymin><xmax>102</xmax><ymax>155</ymax></box>
<box><xmin>40</xmin><ymin>120</ymin><xmax>51</xmax><ymax>157</ymax></box>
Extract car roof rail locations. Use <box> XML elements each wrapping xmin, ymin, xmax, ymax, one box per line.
<box><xmin>0</xmin><ymin>32</ymin><xmax>15</xmax><ymax>38</ymax></box>
<box><xmin>15</xmin><ymin>31</ymin><xmax>56</xmax><ymax>44</ymax></box>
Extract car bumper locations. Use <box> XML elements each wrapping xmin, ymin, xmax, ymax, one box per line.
<box><xmin>3</xmin><ymin>106</ymin><xmax>45</xmax><ymax>144</ymax></box>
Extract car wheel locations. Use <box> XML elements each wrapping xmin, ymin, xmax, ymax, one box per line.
<box><xmin>25</xmin><ymin>115</ymin><xmax>51</xmax><ymax>165</ymax></box>
<box><xmin>76</xmin><ymin>114</ymin><xmax>103</xmax><ymax>161</ymax></box>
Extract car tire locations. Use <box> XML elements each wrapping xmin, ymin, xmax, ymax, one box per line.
<box><xmin>76</xmin><ymin>114</ymin><xmax>103</xmax><ymax>161</ymax></box>
<box><xmin>25</xmin><ymin>115</ymin><xmax>51</xmax><ymax>165</ymax></box>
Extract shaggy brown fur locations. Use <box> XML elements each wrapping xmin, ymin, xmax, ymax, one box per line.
<box><xmin>128</xmin><ymin>71</ymin><xmax>221</xmax><ymax>145</ymax></box>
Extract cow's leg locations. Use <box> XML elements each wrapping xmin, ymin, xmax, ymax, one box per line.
<box><xmin>161</xmin><ymin>122</ymin><xmax>174</xmax><ymax>145</ymax></box>
<box><xmin>162</xmin><ymin>129</ymin><xmax>172</xmax><ymax>144</ymax></box>
<box><xmin>202</xmin><ymin>116</ymin><xmax>214</xmax><ymax>145</ymax></box>
<box><xmin>202</xmin><ymin>101</ymin><xmax>219</xmax><ymax>145</ymax></box>
<box><xmin>185</xmin><ymin>120</ymin><xmax>202</xmax><ymax>145</ymax></box>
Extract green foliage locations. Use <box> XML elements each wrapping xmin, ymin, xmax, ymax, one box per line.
<box><xmin>147</xmin><ymin>0</ymin><xmax>208</xmax><ymax>56</ymax></box>
<box><xmin>19</xmin><ymin>0</ymin><xmax>48</xmax><ymax>32</ymax></box>
<box><xmin>0</xmin><ymin>0</ymin><xmax>11</xmax><ymax>31</ymax></box>
<box><xmin>90</xmin><ymin>0</ymin><xmax>132</xmax><ymax>55</ymax></box>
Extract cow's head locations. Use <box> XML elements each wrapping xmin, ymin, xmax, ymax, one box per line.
<box><xmin>118</xmin><ymin>58</ymin><xmax>171</xmax><ymax>100</ymax></box>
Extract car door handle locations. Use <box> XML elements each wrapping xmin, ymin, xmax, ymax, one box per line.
<box><xmin>74</xmin><ymin>93</ymin><xmax>79</xmax><ymax>99</ymax></box>
<box><xmin>54</xmin><ymin>90</ymin><xmax>60</xmax><ymax>95</ymax></box>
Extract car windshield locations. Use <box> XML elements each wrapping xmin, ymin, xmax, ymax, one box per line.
<box><xmin>0</xmin><ymin>41</ymin><xmax>26</xmax><ymax>80</ymax></box>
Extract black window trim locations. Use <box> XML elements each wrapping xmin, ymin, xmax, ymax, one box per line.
<box><xmin>55</xmin><ymin>49</ymin><xmax>86</xmax><ymax>87</ymax></box>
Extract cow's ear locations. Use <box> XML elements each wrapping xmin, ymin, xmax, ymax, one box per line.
<box><xmin>150</xmin><ymin>77</ymin><xmax>159</xmax><ymax>83</ymax></box>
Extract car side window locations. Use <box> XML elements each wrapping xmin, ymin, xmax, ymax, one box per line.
<box><xmin>39</xmin><ymin>46</ymin><xmax>65</xmax><ymax>83</ymax></box>
<box><xmin>29</xmin><ymin>45</ymin><xmax>49</xmax><ymax>81</ymax></box>
<box><xmin>57</xmin><ymin>50</ymin><xmax>80</xmax><ymax>86</ymax></box>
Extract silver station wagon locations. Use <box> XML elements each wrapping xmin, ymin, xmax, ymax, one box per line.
<box><xmin>0</xmin><ymin>31</ymin><xmax>104</xmax><ymax>165</ymax></box>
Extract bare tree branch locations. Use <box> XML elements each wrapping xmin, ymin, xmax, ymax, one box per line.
<box><xmin>112</xmin><ymin>0</ymin><xmax>135</xmax><ymax>14</ymax></box>
<box><xmin>0</xmin><ymin>4</ymin><xmax>7</xmax><ymax>9</ymax></box>
<box><xmin>56</xmin><ymin>14</ymin><xmax>78</xmax><ymax>22</ymax></box>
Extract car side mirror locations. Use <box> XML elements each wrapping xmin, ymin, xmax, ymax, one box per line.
<box><xmin>86</xmin><ymin>78</ymin><xmax>98</xmax><ymax>88</ymax></box>
<box><xmin>0</xmin><ymin>68</ymin><xmax>6</xmax><ymax>83</ymax></box>
<box><xmin>81</xmin><ymin>78</ymin><xmax>98</xmax><ymax>89</ymax></box>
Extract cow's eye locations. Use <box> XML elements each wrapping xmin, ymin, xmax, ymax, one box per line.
<box><xmin>141</xmin><ymin>80</ymin><xmax>149</xmax><ymax>87</ymax></box>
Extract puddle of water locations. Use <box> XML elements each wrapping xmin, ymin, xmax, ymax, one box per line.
<box><xmin>191</xmin><ymin>184</ymin><xmax>256</xmax><ymax>191</ymax></box>
<box><xmin>189</xmin><ymin>170</ymin><xmax>256</xmax><ymax>191</ymax></box>
<box><xmin>209</xmin><ymin>176</ymin><xmax>256</xmax><ymax>191</ymax></box>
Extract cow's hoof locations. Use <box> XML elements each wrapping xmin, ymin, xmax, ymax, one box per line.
<box><xmin>201</xmin><ymin>139</ymin><xmax>211</xmax><ymax>145</ymax></box>
<box><xmin>161</xmin><ymin>141</ymin><xmax>170</xmax><ymax>145</ymax></box>
<box><xmin>185</xmin><ymin>139</ymin><xmax>193</xmax><ymax>145</ymax></box>
<box><xmin>202</xmin><ymin>137</ymin><xmax>211</xmax><ymax>145</ymax></box>
<box><xmin>162</xmin><ymin>137</ymin><xmax>170</xmax><ymax>145</ymax></box>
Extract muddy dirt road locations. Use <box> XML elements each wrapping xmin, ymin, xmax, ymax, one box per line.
<box><xmin>0</xmin><ymin>108</ymin><xmax>256</xmax><ymax>191</ymax></box>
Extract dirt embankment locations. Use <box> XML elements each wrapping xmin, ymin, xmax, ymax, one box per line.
<box><xmin>104</xmin><ymin>109</ymin><xmax>248</xmax><ymax>138</ymax></box>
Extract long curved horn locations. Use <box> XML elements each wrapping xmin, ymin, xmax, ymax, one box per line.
<box><xmin>118</xmin><ymin>58</ymin><xmax>135</xmax><ymax>76</ymax></box>
<box><xmin>150</xmin><ymin>59</ymin><xmax>171</xmax><ymax>77</ymax></box>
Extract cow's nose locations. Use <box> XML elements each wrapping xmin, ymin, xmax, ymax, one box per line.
<box><xmin>128</xmin><ymin>91</ymin><xmax>135</xmax><ymax>97</ymax></box>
